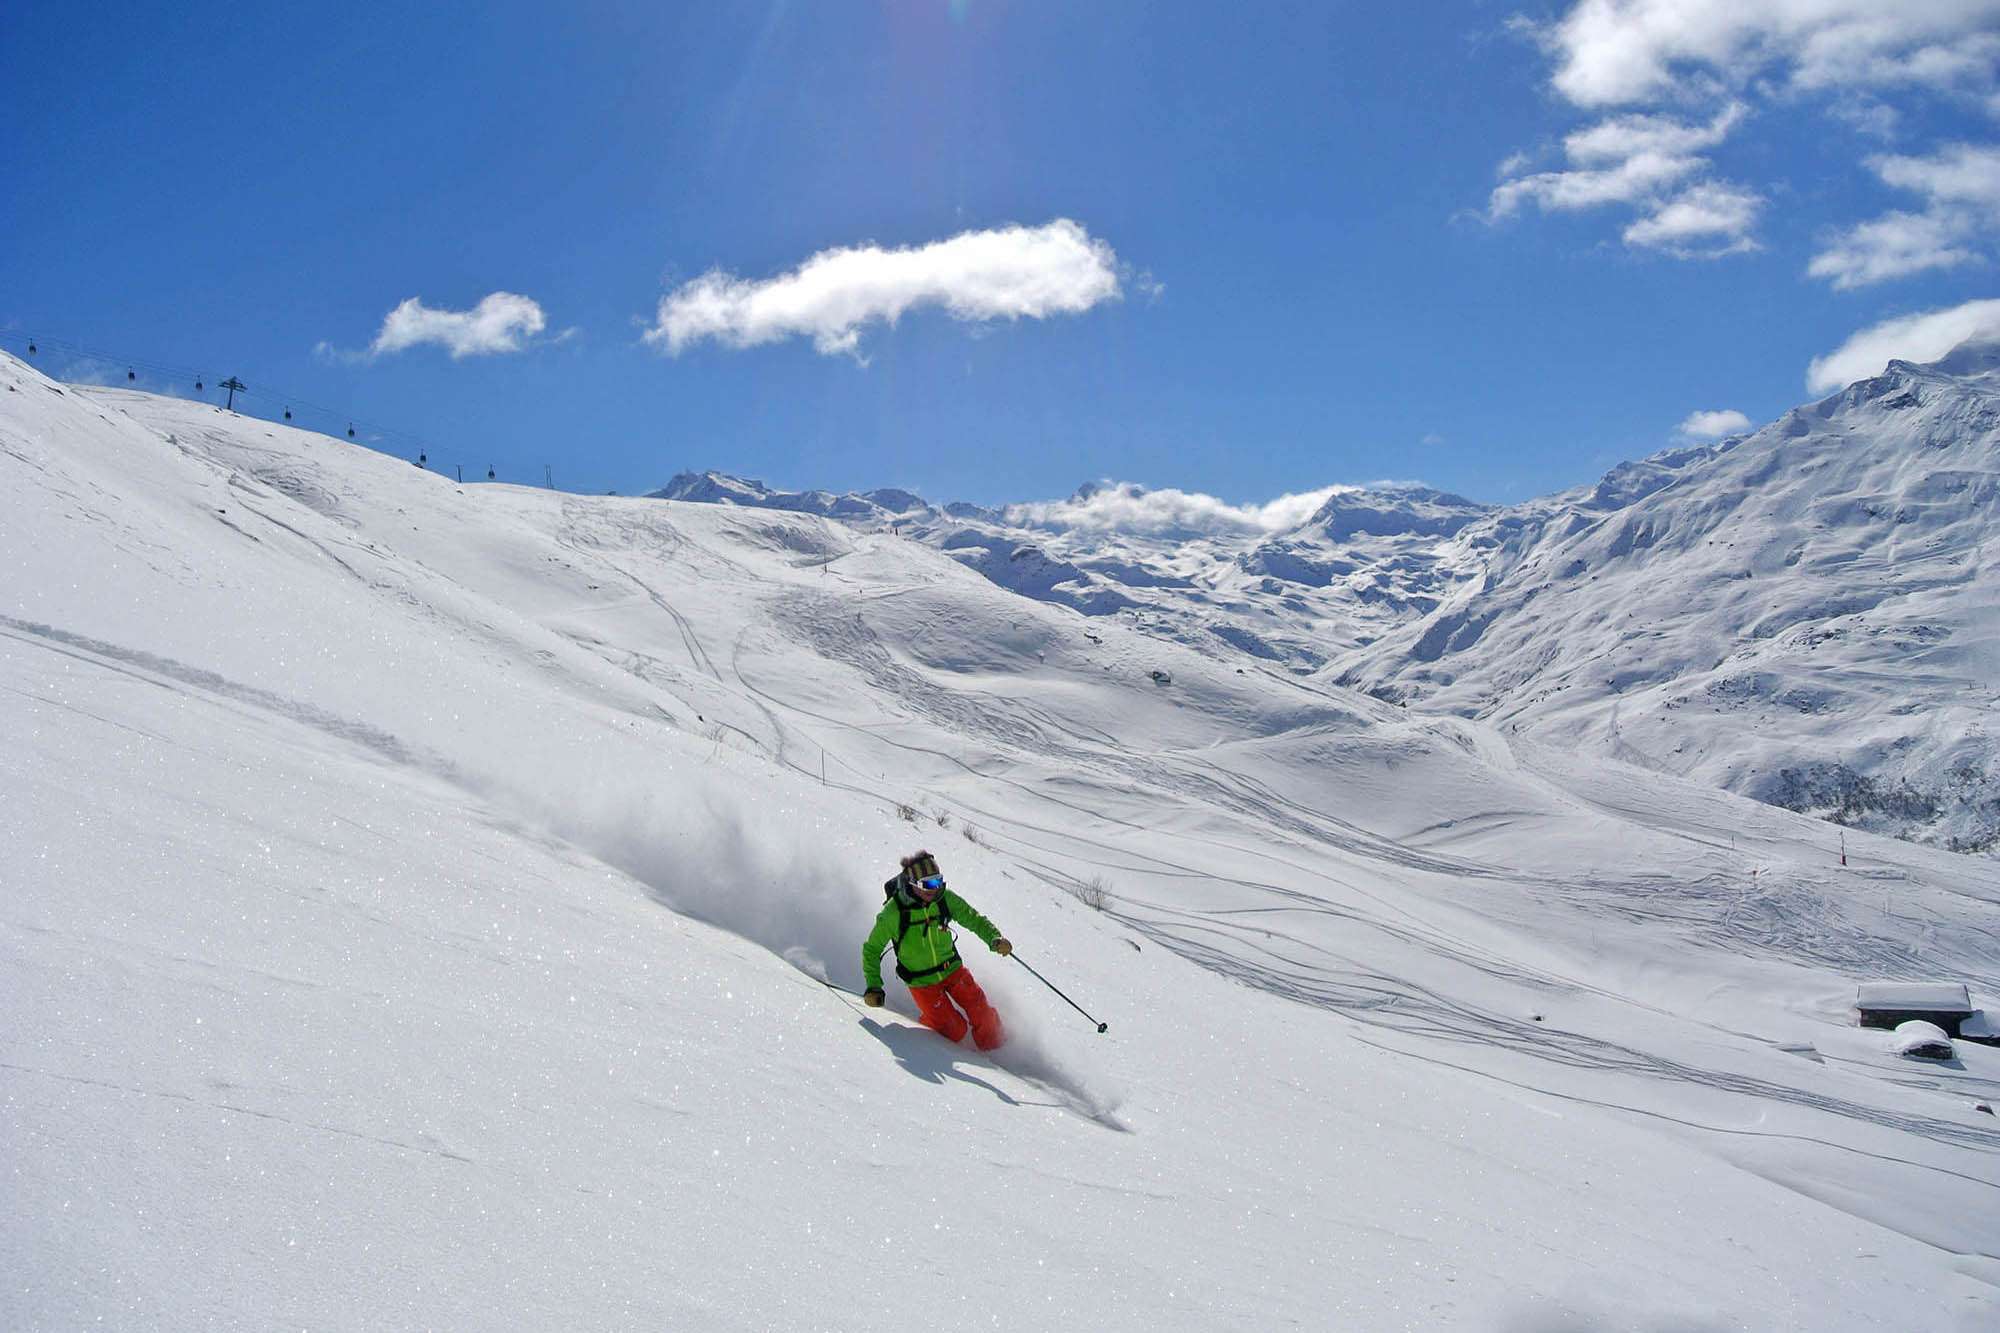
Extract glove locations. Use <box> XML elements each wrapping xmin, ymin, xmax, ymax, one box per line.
<box><xmin>862</xmin><ymin>988</ymin><xmax>885</xmax><ymax>1008</ymax></box>
<box><xmin>991</xmin><ymin>938</ymin><xmax>1013</xmax><ymax>957</ymax></box>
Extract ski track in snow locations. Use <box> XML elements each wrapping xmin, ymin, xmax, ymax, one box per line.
<box><xmin>721</xmin><ymin>560</ymin><xmax>2000</xmax><ymax>1246</ymax></box>
<box><xmin>0</xmin><ymin>613</ymin><xmax>447</xmax><ymax>779</ymax></box>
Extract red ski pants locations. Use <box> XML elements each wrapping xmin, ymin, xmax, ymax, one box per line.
<box><xmin>910</xmin><ymin>967</ymin><xmax>1005</xmax><ymax>1051</ymax></box>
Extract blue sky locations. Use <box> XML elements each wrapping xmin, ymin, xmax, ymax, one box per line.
<box><xmin>5</xmin><ymin>2</ymin><xmax>1998</xmax><ymax>508</ymax></box>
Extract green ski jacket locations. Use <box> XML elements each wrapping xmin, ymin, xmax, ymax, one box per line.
<box><xmin>862</xmin><ymin>887</ymin><xmax>1001</xmax><ymax>991</ymax></box>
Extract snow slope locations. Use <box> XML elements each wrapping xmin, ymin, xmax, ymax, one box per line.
<box><xmin>7</xmin><ymin>352</ymin><xmax>2000</xmax><ymax>1330</ymax></box>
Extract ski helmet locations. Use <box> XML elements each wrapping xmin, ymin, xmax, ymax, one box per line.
<box><xmin>902</xmin><ymin>850</ymin><xmax>943</xmax><ymax>898</ymax></box>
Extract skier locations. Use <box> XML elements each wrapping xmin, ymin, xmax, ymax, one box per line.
<box><xmin>862</xmin><ymin>850</ymin><xmax>1012</xmax><ymax>1051</ymax></box>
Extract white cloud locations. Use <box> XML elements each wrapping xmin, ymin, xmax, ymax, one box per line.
<box><xmin>1805</xmin><ymin>298</ymin><xmax>2000</xmax><ymax>392</ymax></box>
<box><xmin>1795</xmin><ymin>29</ymin><xmax>2000</xmax><ymax>98</ymax></box>
<box><xmin>1809</xmin><ymin>144</ymin><xmax>2000</xmax><ymax>287</ymax></box>
<box><xmin>1676</xmin><ymin>408</ymin><xmax>1753</xmax><ymax>439</ymax></box>
<box><xmin>1490</xmin><ymin>104</ymin><xmax>1760</xmax><ymax>252</ymax></box>
<box><xmin>1623</xmin><ymin>180</ymin><xmax>1763</xmax><ymax>254</ymax></box>
<box><xmin>1497</xmin><ymin>3</ymin><xmax>2000</xmax><ymax>268</ymax></box>
<box><xmin>1538</xmin><ymin>1</ymin><xmax>2000</xmax><ymax>108</ymax></box>
<box><xmin>645</xmin><ymin>219</ymin><xmax>1122</xmax><ymax>359</ymax></box>
<box><xmin>1874</xmin><ymin>142</ymin><xmax>2000</xmax><ymax>208</ymax></box>
<box><xmin>1491</xmin><ymin>104</ymin><xmax>1743</xmax><ymax>220</ymax></box>
<box><xmin>368</xmin><ymin>292</ymin><xmax>549</xmax><ymax>359</ymax></box>
<box><xmin>1807</xmin><ymin>210</ymin><xmax>1978</xmax><ymax>288</ymax></box>
<box><xmin>1004</xmin><ymin>481</ymin><xmax>1360</xmax><ymax>538</ymax></box>
<box><xmin>1490</xmin><ymin>146</ymin><xmax>1699</xmax><ymax>215</ymax></box>
<box><xmin>1565</xmin><ymin>103</ymin><xmax>1745</xmax><ymax>164</ymax></box>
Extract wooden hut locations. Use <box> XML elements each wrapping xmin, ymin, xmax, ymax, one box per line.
<box><xmin>1855</xmin><ymin>982</ymin><xmax>1974</xmax><ymax>1037</ymax></box>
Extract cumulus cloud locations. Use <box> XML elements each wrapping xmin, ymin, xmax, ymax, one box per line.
<box><xmin>1491</xmin><ymin>104</ymin><xmax>1742</xmax><ymax>216</ymax></box>
<box><xmin>1875</xmin><ymin>142</ymin><xmax>2000</xmax><ymax>207</ymax></box>
<box><xmin>1622</xmin><ymin>180</ymin><xmax>1763</xmax><ymax>254</ymax></box>
<box><xmin>1564</xmin><ymin>103</ymin><xmax>1746</xmax><ymax>165</ymax></box>
<box><xmin>1810</xmin><ymin>143</ymin><xmax>2000</xmax><ymax>287</ymax></box>
<box><xmin>1538</xmin><ymin>1</ymin><xmax>2000</xmax><ymax>108</ymax></box>
<box><xmin>1675</xmin><ymin>408</ymin><xmax>1752</xmax><ymax>439</ymax></box>
<box><xmin>368</xmin><ymin>292</ymin><xmax>550</xmax><ymax>359</ymax></box>
<box><xmin>1495</xmin><ymin>2</ymin><xmax>2000</xmax><ymax>266</ymax></box>
<box><xmin>1004</xmin><ymin>481</ymin><xmax>1361</xmax><ymax>538</ymax></box>
<box><xmin>1806</xmin><ymin>298</ymin><xmax>2000</xmax><ymax>393</ymax></box>
<box><xmin>1808</xmin><ymin>210</ymin><xmax>1979</xmax><ymax>288</ymax></box>
<box><xmin>645</xmin><ymin>220</ymin><xmax>1122</xmax><ymax>359</ymax></box>
<box><xmin>1490</xmin><ymin>103</ymin><xmax>1760</xmax><ymax>253</ymax></box>
<box><xmin>1490</xmin><ymin>144</ymin><xmax>1698</xmax><ymax>215</ymax></box>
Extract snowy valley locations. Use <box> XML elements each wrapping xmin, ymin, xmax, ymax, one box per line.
<box><xmin>6</xmin><ymin>346</ymin><xmax>2000</xmax><ymax>1330</ymax></box>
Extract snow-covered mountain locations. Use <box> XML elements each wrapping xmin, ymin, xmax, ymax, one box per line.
<box><xmin>8</xmin><ymin>349</ymin><xmax>2000</xmax><ymax>1329</ymax></box>
<box><xmin>655</xmin><ymin>468</ymin><xmax>933</xmax><ymax>521</ymax></box>
<box><xmin>1339</xmin><ymin>343</ymin><xmax>2000</xmax><ymax>856</ymax></box>
<box><xmin>657</xmin><ymin>346</ymin><xmax>2000</xmax><ymax>856</ymax></box>
<box><xmin>653</xmin><ymin>471</ymin><xmax>1498</xmax><ymax>662</ymax></box>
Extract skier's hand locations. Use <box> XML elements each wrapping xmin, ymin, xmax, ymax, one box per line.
<box><xmin>862</xmin><ymin>988</ymin><xmax>885</xmax><ymax>1008</ymax></box>
<box><xmin>991</xmin><ymin>938</ymin><xmax>1013</xmax><ymax>957</ymax></box>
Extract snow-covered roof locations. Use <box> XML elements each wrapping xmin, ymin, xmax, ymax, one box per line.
<box><xmin>1891</xmin><ymin>1020</ymin><xmax>1955</xmax><ymax>1058</ymax></box>
<box><xmin>1855</xmin><ymin>982</ymin><xmax>1972</xmax><ymax>1013</ymax></box>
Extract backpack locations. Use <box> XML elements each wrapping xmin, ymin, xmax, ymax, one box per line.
<box><xmin>883</xmin><ymin>876</ymin><xmax>955</xmax><ymax>982</ymax></box>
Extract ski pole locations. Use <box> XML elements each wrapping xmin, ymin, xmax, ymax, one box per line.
<box><xmin>812</xmin><ymin>976</ymin><xmax>866</xmax><ymax>1012</ymax></box>
<box><xmin>1011</xmin><ymin>955</ymin><xmax>1108</xmax><ymax>1033</ymax></box>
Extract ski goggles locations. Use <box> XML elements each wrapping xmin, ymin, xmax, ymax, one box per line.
<box><xmin>913</xmin><ymin>874</ymin><xmax>946</xmax><ymax>898</ymax></box>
